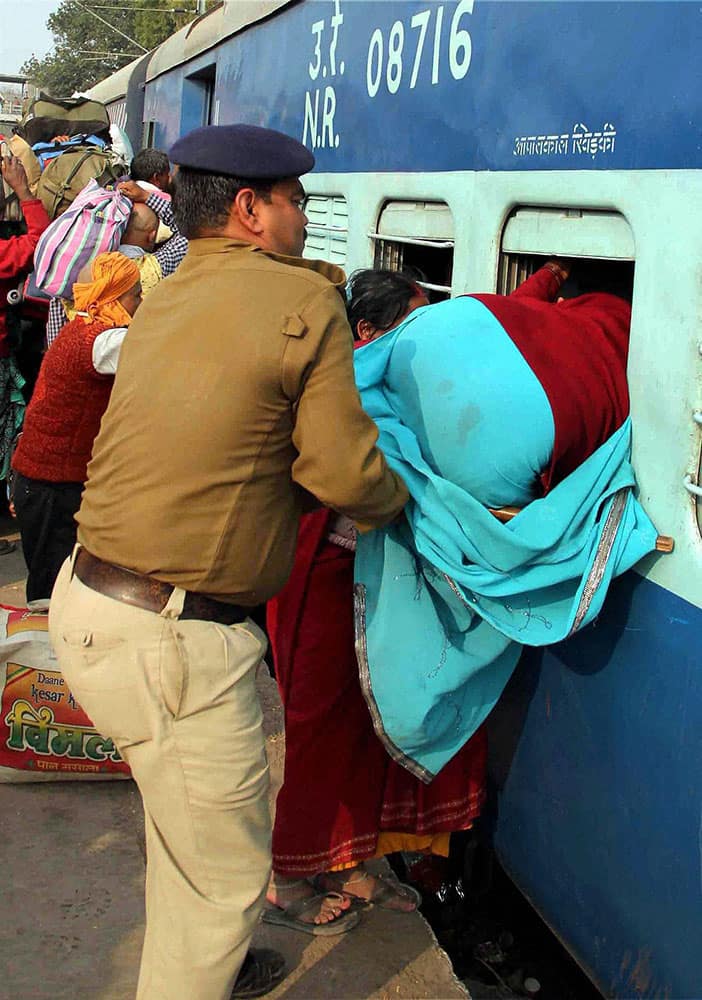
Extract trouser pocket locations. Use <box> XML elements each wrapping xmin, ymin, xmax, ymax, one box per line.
<box><xmin>57</xmin><ymin>627</ymin><xmax>155</xmax><ymax>748</ymax></box>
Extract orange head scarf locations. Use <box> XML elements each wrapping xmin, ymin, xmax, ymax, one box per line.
<box><xmin>72</xmin><ymin>252</ymin><xmax>141</xmax><ymax>329</ymax></box>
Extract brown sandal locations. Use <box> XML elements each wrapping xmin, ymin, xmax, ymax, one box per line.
<box><xmin>314</xmin><ymin>870</ymin><xmax>421</xmax><ymax>911</ymax></box>
<box><xmin>262</xmin><ymin>891</ymin><xmax>361</xmax><ymax>936</ymax></box>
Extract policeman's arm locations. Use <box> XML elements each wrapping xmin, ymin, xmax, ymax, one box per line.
<box><xmin>289</xmin><ymin>286</ymin><xmax>408</xmax><ymax>531</ymax></box>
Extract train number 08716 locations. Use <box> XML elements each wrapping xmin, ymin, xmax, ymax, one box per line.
<box><xmin>366</xmin><ymin>1</ymin><xmax>474</xmax><ymax>99</ymax></box>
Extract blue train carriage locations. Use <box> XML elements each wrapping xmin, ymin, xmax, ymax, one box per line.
<box><xmin>85</xmin><ymin>53</ymin><xmax>151</xmax><ymax>152</ymax></box>
<box><xmin>84</xmin><ymin>3</ymin><xmax>286</xmax><ymax>150</ymax></box>
<box><xmin>120</xmin><ymin>1</ymin><xmax>702</xmax><ymax>995</ymax></box>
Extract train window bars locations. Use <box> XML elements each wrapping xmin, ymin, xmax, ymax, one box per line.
<box><xmin>303</xmin><ymin>195</ymin><xmax>348</xmax><ymax>266</ymax></box>
<box><xmin>496</xmin><ymin>206</ymin><xmax>673</xmax><ymax>553</ymax></box>
<box><xmin>107</xmin><ymin>100</ymin><xmax>127</xmax><ymax>131</ymax></box>
<box><xmin>497</xmin><ymin>207</ymin><xmax>635</xmax><ymax>295</ymax></box>
<box><xmin>369</xmin><ymin>200</ymin><xmax>454</xmax><ymax>302</ymax></box>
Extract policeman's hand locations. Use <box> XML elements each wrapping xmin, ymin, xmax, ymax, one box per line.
<box><xmin>118</xmin><ymin>180</ymin><xmax>148</xmax><ymax>203</ymax></box>
<box><xmin>1</xmin><ymin>155</ymin><xmax>32</xmax><ymax>202</ymax></box>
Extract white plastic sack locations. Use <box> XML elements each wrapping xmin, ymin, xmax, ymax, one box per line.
<box><xmin>109</xmin><ymin>123</ymin><xmax>134</xmax><ymax>166</ymax></box>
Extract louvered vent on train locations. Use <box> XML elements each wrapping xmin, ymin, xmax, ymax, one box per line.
<box><xmin>303</xmin><ymin>195</ymin><xmax>349</xmax><ymax>266</ymax></box>
<box><xmin>370</xmin><ymin>200</ymin><xmax>454</xmax><ymax>302</ymax></box>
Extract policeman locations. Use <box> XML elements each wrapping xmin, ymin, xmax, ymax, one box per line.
<box><xmin>49</xmin><ymin>124</ymin><xmax>408</xmax><ymax>1000</ymax></box>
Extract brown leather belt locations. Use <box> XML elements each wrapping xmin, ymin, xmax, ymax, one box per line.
<box><xmin>73</xmin><ymin>548</ymin><xmax>248</xmax><ymax>625</ymax></box>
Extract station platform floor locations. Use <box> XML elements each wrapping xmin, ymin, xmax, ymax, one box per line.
<box><xmin>0</xmin><ymin>520</ymin><xmax>468</xmax><ymax>1000</ymax></box>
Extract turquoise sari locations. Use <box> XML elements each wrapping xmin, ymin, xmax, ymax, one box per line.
<box><xmin>353</xmin><ymin>300</ymin><xmax>658</xmax><ymax>780</ymax></box>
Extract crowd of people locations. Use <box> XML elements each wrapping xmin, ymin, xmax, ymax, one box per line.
<box><xmin>0</xmin><ymin>121</ymin><xmax>656</xmax><ymax>1000</ymax></box>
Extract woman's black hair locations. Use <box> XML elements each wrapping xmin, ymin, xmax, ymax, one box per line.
<box><xmin>346</xmin><ymin>269</ymin><xmax>421</xmax><ymax>338</ymax></box>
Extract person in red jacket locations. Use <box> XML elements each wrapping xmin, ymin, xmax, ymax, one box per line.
<box><xmin>0</xmin><ymin>154</ymin><xmax>50</xmax><ymax>490</ymax></box>
<box><xmin>12</xmin><ymin>252</ymin><xmax>142</xmax><ymax>602</ymax></box>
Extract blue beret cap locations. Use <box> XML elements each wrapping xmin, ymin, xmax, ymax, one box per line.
<box><xmin>169</xmin><ymin>123</ymin><xmax>315</xmax><ymax>179</ymax></box>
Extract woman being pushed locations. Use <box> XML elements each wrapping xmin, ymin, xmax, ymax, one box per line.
<box><xmin>265</xmin><ymin>270</ymin><xmax>488</xmax><ymax>935</ymax></box>
<box><xmin>265</xmin><ymin>257</ymin><xmax>632</xmax><ymax>935</ymax></box>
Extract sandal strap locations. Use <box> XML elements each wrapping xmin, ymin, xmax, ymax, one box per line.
<box><xmin>313</xmin><ymin>873</ymin><xmax>343</xmax><ymax>899</ymax></box>
<box><xmin>271</xmin><ymin>891</ymin><xmax>344</xmax><ymax>920</ymax></box>
<box><xmin>366</xmin><ymin>877</ymin><xmax>413</xmax><ymax>905</ymax></box>
<box><xmin>316</xmin><ymin>870</ymin><xmax>418</xmax><ymax>907</ymax></box>
<box><xmin>341</xmin><ymin>871</ymin><xmax>372</xmax><ymax>887</ymax></box>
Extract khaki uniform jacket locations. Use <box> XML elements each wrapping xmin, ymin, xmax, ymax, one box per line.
<box><xmin>77</xmin><ymin>239</ymin><xmax>408</xmax><ymax>604</ymax></box>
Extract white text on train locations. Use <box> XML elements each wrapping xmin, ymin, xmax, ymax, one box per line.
<box><xmin>366</xmin><ymin>1</ymin><xmax>474</xmax><ymax>99</ymax></box>
<box><xmin>303</xmin><ymin>0</ymin><xmax>344</xmax><ymax>150</ymax></box>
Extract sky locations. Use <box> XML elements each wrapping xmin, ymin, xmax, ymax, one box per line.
<box><xmin>0</xmin><ymin>1</ymin><xmax>61</xmax><ymax>76</ymax></box>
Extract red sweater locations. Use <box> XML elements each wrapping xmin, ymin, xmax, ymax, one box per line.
<box><xmin>0</xmin><ymin>199</ymin><xmax>50</xmax><ymax>357</ymax></box>
<box><xmin>12</xmin><ymin>319</ymin><xmax>114</xmax><ymax>483</ymax></box>
<box><xmin>471</xmin><ymin>267</ymin><xmax>630</xmax><ymax>491</ymax></box>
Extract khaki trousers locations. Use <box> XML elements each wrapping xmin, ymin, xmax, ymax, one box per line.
<box><xmin>49</xmin><ymin>556</ymin><xmax>271</xmax><ymax>1000</ymax></box>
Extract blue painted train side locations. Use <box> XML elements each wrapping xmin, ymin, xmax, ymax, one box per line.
<box><xmin>90</xmin><ymin>2</ymin><xmax>702</xmax><ymax>995</ymax></box>
<box><xmin>490</xmin><ymin>576</ymin><xmax>702</xmax><ymax>999</ymax></box>
<box><xmin>141</xmin><ymin>0</ymin><xmax>702</xmax><ymax>173</ymax></box>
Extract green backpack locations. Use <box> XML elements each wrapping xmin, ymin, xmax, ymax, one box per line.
<box><xmin>13</xmin><ymin>93</ymin><xmax>124</xmax><ymax>220</ymax></box>
<box><xmin>36</xmin><ymin>145</ymin><xmax>126</xmax><ymax>220</ymax></box>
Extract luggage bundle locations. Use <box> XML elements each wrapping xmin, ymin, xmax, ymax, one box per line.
<box><xmin>34</xmin><ymin>179</ymin><xmax>132</xmax><ymax>298</ymax></box>
<box><xmin>1</xmin><ymin>94</ymin><xmax>134</xmax><ymax>306</ymax></box>
<box><xmin>36</xmin><ymin>137</ymin><xmax>125</xmax><ymax>220</ymax></box>
<box><xmin>1</xmin><ymin>94</ymin><xmax>128</xmax><ymax>223</ymax></box>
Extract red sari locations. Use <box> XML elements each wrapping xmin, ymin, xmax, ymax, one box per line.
<box><xmin>268</xmin><ymin>509</ymin><xmax>487</xmax><ymax>877</ymax></box>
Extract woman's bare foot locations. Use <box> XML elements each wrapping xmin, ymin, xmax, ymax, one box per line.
<box><xmin>267</xmin><ymin>875</ymin><xmax>352</xmax><ymax>926</ymax></box>
<box><xmin>316</xmin><ymin>866</ymin><xmax>420</xmax><ymax>912</ymax></box>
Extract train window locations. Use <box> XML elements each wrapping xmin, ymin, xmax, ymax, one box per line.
<box><xmin>498</xmin><ymin>207</ymin><xmax>635</xmax><ymax>294</ymax></box>
<box><xmin>370</xmin><ymin>201</ymin><xmax>454</xmax><ymax>302</ymax></box>
<box><xmin>144</xmin><ymin>121</ymin><xmax>156</xmax><ymax>147</ymax></box>
<box><xmin>182</xmin><ymin>64</ymin><xmax>216</xmax><ymax>133</ymax></box>
<box><xmin>303</xmin><ymin>194</ymin><xmax>348</xmax><ymax>266</ymax></box>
